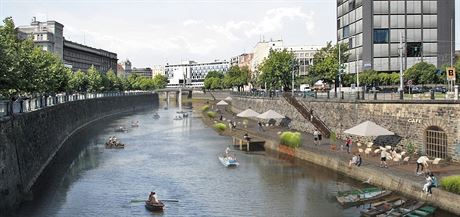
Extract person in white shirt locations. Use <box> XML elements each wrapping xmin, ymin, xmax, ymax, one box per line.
<box><xmin>313</xmin><ymin>130</ymin><xmax>319</xmax><ymax>145</ymax></box>
<box><xmin>416</xmin><ymin>156</ymin><xmax>430</xmax><ymax>175</ymax></box>
<box><xmin>380</xmin><ymin>149</ymin><xmax>388</xmax><ymax>168</ymax></box>
<box><xmin>422</xmin><ymin>174</ymin><xmax>433</xmax><ymax>194</ymax></box>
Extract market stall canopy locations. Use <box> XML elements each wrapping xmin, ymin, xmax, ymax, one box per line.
<box><xmin>224</xmin><ymin>96</ymin><xmax>232</xmax><ymax>101</ymax></box>
<box><xmin>343</xmin><ymin>121</ymin><xmax>394</xmax><ymax>137</ymax></box>
<box><xmin>216</xmin><ymin>100</ymin><xmax>229</xmax><ymax>106</ymax></box>
<box><xmin>257</xmin><ymin>110</ymin><xmax>285</xmax><ymax>119</ymax></box>
<box><xmin>236</xmin><ymin>109</ymin><xmax>260</xmax><ymax>118</ymax></box>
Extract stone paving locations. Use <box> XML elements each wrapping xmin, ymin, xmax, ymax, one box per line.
<box><xmin>209</xmin><ymin>104</ymin><xmax>460</xmax><ymax>186</ymax></box>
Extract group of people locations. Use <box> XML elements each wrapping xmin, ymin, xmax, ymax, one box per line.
<box><xmin>348</xmin><ymin>153</ymin><xmax>362</xmax><ymax>167</ymax></box>
<box><xmin>224</xmin><ymin>147</ymin><xmax>236</xmax><ymax>160</ymax></box>
<box><xmin>106</xmin><ymin>136</ymin><xmax>123</xmax><ymax>148</ymax></box>
<box><xmin>313</xmin><ymin>129</ymin><xmax>322</xmax><ymax>145</ymax></box>
<box><xmin>422</xmin><ymin>173</ymin><xmax>438</xmax><ymax>195</ymax></box>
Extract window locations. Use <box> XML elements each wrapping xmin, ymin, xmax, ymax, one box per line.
<box><xmin>407</xmin><ymin>1</ymin><xmax>422</xmax><ymax>14</ymax></box>
<box><xmin>423</xmin><ymin>43</ymin><xmax>437</xmax><ymax>56</ymax></box>
<box><xmin>407</xmin><ymin>15</ymin><xmax>422</xmax><ymax>28</ymax></box>
<box><xmin>406</xmin><ymin>42</ymin><xmax>422</xmax><ymax>57</ymax></box>
<box><xmin>349</xmin><ymin>0</ymin><xmax>356</xmax><ymax>11</ymax></box>
<box><xmin>374</xmin><ymin>44</ymin><xmax>389</xmax><ymax>57</ymax></box>
<box><xmin>423</xmin><ymin>15</ymin><xmax>437</xmax><ymax>28</ymax></box>
<box><xmin>374</xmin><ymin>15</ymin><xmax>389</xmax><ymax>28</ymax></box>
<box><xmin>343</xmin><ymin>26</ymin><xmax>350</xmax><ymax>38</ymax></box>
<box><xmin>390</xmin><ymin>15</ymin><xmax>405</xmax><ymax>28</ymax></box>
<box><xmin>423</xmin><ymin>29</ymin><xmax>437</xmax><ymax>42</ymax></box>
<box><xmin>373</xmin><ymin>1</ymin><xmax>389</xmax><ymax>14</ymax></box>
<box><xmin>423</xmin><ymin>1</ymin><xmax>437</xmax><ymax>14</ymax></box>
<box><xmin>390</xmin><ymin>1</ymin><xmax>405</xmax><ymax>14</ymax></box>
<box><xmin>374</xmin><ymin>29</ymin><xmax>389</xmax><ymax>44</ymax></box>
<box><xmin>349</xmin><ymin>38</ymin><xmax>353</xmax><ymax>49</ymax></box>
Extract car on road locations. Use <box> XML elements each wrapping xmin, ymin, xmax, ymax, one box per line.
<box><xmin>410</xmin><ymin>86</ymin><xmax>424</xmax><ymax>94</ymax></box>
<box><xmin>432</xmin><ymin>86</ymin><xmax>447</xmax><ymax>93</ymax></box>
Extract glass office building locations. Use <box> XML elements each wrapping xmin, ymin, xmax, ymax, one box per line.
<box><xmin>337</xmin><ymin>0</ymin><xmax>455</xmax><ymax>73</ymax></box>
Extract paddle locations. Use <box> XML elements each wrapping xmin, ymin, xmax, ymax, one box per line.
<box><xmin>130</xmin><ymin>199</ymin><xmax>179</xmax><ymax>203</ymax></box>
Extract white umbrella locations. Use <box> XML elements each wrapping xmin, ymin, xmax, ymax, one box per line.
<box><xmin>344</xmin><ymin>121</ymin><xmax>394</xmax><ymax>137</ymax></box>
<box><xmin>236</xmin><ymin>109</ymin><xmax>260</xmax><ymax>118</ymax></box>
<box><xmin>257</xmin><ymin>110</ymin><xmax>284</xmax><ymax>119</ymax></box>
<box><xmin>216</xmin><ymin>100</ymin><xmax>229</xmax><ymax>106</ymax></box>
<box><xmin>224</xmin><ymin>96</ymin><xmax>232</xmax><ymax>101</ymax></box>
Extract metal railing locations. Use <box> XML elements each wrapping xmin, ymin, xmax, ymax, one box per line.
<box><xmin>231</xmin><ymin>90</ymin><xmax>460</xmax><ymax>103</ymax></box>
<box><xmin>0</xmin><ymin>91</ymin><xmax>152</xmax><ymax>118</ymax></box>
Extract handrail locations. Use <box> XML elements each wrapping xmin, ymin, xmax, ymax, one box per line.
<box><xmin>282</xmin><ymin>93</ymin><xmax>331</xmax><ymax>138</ymax></box>
<box><xmin>0</xmin><ymin>91</ymin><xmax>153</xmax><ymax>118</ymax></box>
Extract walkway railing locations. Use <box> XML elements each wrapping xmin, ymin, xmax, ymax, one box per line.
<box><xmin>0</xmin><ymin>91</ymin><xmax>152</xmax><ymax>118</ymax></box>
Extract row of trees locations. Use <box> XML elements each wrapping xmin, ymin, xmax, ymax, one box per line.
<box><xmin>0</xmin><ymin>17</ymin><xmax>168</xmax><ymax>99</ymax></box>
<box><xmin>203</xmin><ymin>66</ymin><xmax>250</xmax><ymax>90</ymax></box>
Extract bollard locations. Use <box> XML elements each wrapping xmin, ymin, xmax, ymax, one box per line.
<box><xmin>362</xmin><ymin>91</ymin><xmax>365</xmax><ymax>99</ymax></box>
<box><xmin>399</xmin><ymin>91</ymin><xmax>404</xmax><ymax>100</ymax></box>
<box><xmin>334</xmin><ymin>91</ymin><xmax>337</xmax><ymax>98</ymax></box>
<box><xmin>356</xmin><ymin>91</ymin><xmax>360</xmax><ymax>100</ymax></box>
<box><xmin>327</xmin><ymin>91</ymin><xmax>330</xmax><ymax>99</ymax></box>
<box><xmin>455</xmin><ymin>85</ymin><xmax>459</xmax><ymax>100</ymax></box>
<box><xmin>430</xmin><ymin>90</ymin><xmax>435</xmax><ymax>100</ymax></box>
<box><xmin>314</xmin><ymin>91</ymin><xmax>318</xmax><ymax>99</ymax></box>
<box><xmin>341</xmin><ymin>91</ymin><xmax>344</xmax><ymax>100</ymax></box>
<box><xmin>374</xmin><ymin>92</ymin><xmax>377</xmax><ymax>100</ymax></box>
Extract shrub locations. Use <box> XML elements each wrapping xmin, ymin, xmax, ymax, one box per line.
<box><xmin>280</xmin><ymin>131</ymin><xmax>302</xmax><ymax>148</ymax></box>
<box><xmin>207</xmin><ymin>111</ymin><xmax>216</xmax><ymax>118</ymax></box>
<box><xmin>406</xmin><ymin>142</ymin><xmax>416</xmax><ymax>156</ymax></box>
<box><xmin>440</xmin><ymin>175</ymin><xmax>460</xmax><ymax>194</ymax></box>
<box><xmin>214</xmin><ymin>123</ymin><xmax>227</xmax><ymax>132</ymax></box>
<box><xmin>201</xmin><ymin>105</ymin><xmax>210</xmax><ymax>112</ymax></box>
<box><xmin>329</xmin><ymin>132</ymin><xmax>337</xmax><ymax>144</ymax></box>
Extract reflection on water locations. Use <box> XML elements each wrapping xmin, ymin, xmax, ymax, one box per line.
<box><xmin>14</xmin><ymin>102</ymin><xmax>383</xmax><ymax>217</ymax></box>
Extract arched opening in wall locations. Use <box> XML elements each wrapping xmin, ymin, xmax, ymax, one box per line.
<box><xmin>425</xmin><ymin>126</ymin><xmax>448</xmax><ymax>159</ymax></box>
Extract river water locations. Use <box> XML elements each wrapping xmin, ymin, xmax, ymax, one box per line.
<box><xmin>13</xmin><ymin>102</ymin><xmax>410</xmax><ymax>217</ymax></box>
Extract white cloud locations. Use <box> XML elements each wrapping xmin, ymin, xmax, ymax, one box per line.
<box><xmin>183</xmin><ymin>19</ymin><xmax>203</xmax><ymax>26</ymax></box>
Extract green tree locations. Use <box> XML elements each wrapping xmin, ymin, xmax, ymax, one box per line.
<box><xmin>404</xmin><ymin>61</ymin><xmax>439</xmax><ymax>84</ymax></box>
<box><xmin>127</xmin><ymin>73</ymin><xmax>141</xmax><ymax>90</ymax></box>
<box><xmin>152</xmin><ymin>74</ymin><xmax>168</xmax><ymax>89</ymax></box>
<box><xmin>210</xmin><ymin>77</ymin><xmax>222</xmax><ymax>90</ymax></box>
<box><xmin>309</xmin><ymin>41</ymin><xmax>350</xmax><ymax>85</ymax></box>
<box><xmin>138</xmin><ymin>77</ymin><xmax>156</xmax><ymax>90</ymax></box>
<box><xmin>205</xmin><ymin>70</ymin><xmax>224</xmax><ymax>79</ymax></box>
<box><xmin>258</xmin><ymin>49</ymin><xmax>297</xmax><ymax>91</ymax></box>
<box><xmin>106</xmin><ymin>69</ymin><xmax>119</xmax><ymax>91</ymax></box>
<box><xmin>68</xmin><ymin>70</ymin><xmax>89</xmax><ymax>92</ymax></box>
<box><xmin>87</xmin><ymin>66</ymin><xmax>103</xmax><ymax>92</ymax></box>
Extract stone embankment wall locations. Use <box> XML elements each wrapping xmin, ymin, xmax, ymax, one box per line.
<box><xmin>0</xmin><ymin>93</ymin><xmax>158</xmax><ymax>211</ymax></box>
<box><xmin>264</xmin><ymin>141</ymin><xmax>460</xmax><ymax>215</ymax></box>
<box><xmin>232</xmin><ymin>97</ymin><xmax>460</xmax><ymax>161</ymax></box>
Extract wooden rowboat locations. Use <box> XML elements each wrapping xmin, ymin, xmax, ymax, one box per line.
<box><xmin>403</xmin><ymin>205</ymin><xmax>437</xmax><ymax>217</ymax></box>
<box><xmin>377</xmin><ymin>201</ymin><xmax>425</xmax><ymax>217</ymax></box>
<box><xmin>360</xmin><ymin>196</ymin><xmax>406</xmax><ymax>217</ymax></box>
<box><xmin>145</xmin><ymin>201</ymin><xmax>164</xmax><ymax>212</ymax></box>
<box><xmin>336</xmin><ymin>187</ymin><xmax>392</xmax><ymax>207</ymax></box>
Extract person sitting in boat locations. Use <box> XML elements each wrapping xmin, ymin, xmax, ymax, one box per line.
<box><xmin>225</xmin><ymin>147</ymin><xmax>231</xmax><ymax>157</ymax></box>
<box><xmin>148</xmin><ymin>192</ymin><xmax>159</xmax><ymax>204</ymax></box>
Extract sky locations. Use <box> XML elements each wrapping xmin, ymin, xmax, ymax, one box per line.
<box><xmin>0</xmin><ymin>0</ymin><xmax>459</xmax><ymax>67</ymax></box>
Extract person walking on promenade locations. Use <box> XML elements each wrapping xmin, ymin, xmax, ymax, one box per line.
<box><xmin>356</xmin><ymin>154</ymin><xmax>362</xmax><ymax>167</ymax></box>
<box><xmin>313</xmin><ymin>129</ymin><xmax>319</xmax><ymax>146</ymax></box>
<box><xmin>416</xmin><ymin>155</ymin><xmax>429</xmax><ymax>175</ymax></box>
<box><xmin>257</xmin><ymin>121</ymin><xmax>264</xmax><ymax>132</ymax></box>
<box><xmin>380</xmin><ymin>149</ymin><xmax>388</xmax><ymax>168</ymax></box>
<box><xmin>345</xmin><ymin>137</ymin><xmax>352</xmax><ymax>154</ymax></box>
<box><xmin>427</xmin><ymin>173</ymin><xmax>437</xmax><ymax>195</ymax></box>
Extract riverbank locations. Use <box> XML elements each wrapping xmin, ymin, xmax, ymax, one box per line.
<box><xmin>199</xmin><ymin>100</ymin><xmax>460</xmax><ymax>216</ymax></box>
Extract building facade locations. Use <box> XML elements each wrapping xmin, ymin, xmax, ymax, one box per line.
<box><xmin>337</xmin><ymin>0</ymin><xmax>455</xmax><ymax>73</ymax></box>
<box><xmin>152</xmin><ymin>65</ymin><xmax>165</xmax><ymax>77</ymax></box>
<box><xmin>165</xmin><ymin>60</ymin><xmax>229</xmax><ymax>88</ymax></box>
<box><xmin>230</xmin><ymin>53</ymin><xmax>254</xmax><ymax>69</ymax></box>
<box><xmin>63</xmin><ymin>40</ymin><xmax>117</xmax><ymax>73</ymax></box>
<box><xmin>287</xmin><ymin>45</ymin><xmax>323</xmax><ymax>76</ymax></box>
<box><xmin>251</xmin><ymin>40</ymin><xmax>284</xmax><ymax>74</ymax></box>
<box><xmin>17</xmin><ymin>18</ymin><xmax>117</xmax><ymax>73</ymax></box>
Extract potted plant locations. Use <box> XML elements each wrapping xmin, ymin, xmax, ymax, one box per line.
<box><xmin>279</xmin><ymin>131</ymin><xmax>301</xmax><ymax>156</ymax></box>
<box><xmin>330</xmin><ymin>132</ymin><xmax>337</xmax><ymax>151</ymax></box>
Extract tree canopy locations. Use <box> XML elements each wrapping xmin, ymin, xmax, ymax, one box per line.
<box><xmin>257</xmin><ymin>49</ymin><xmax>296</xmax><ymax>91</ymax></box>
<box><xmin>403</xmin><ymin>61</ymin><xmax>440</xmax><ymax>85</ymax></box>
<box><xmin>309</xmin><ymin>41</ymin><xmax>349</xmax><ymax>85</ymax></box>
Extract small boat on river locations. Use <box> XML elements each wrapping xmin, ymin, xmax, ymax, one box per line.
<box><xmin>114</xmin><ymin>126</ymin><xmax>128</xmax><ymax>132</ymax></box>
<box><xmin>360</xmin><ymin>196</ymin><xmax>406</xmax><ymax>217</ymax></box>
<box><xmin>173</xmin><ymin>116</ymin><xmax>183</xmax><ymax>120</ymax></box>
<box><xmin>105</xmin><ymin>142</ymin><xmax>124</xmax><ymax>149</ymax></box>
<box><xmin>218</xmin><ymin>155</ymin><xmax>239</xmax><ymax>167</ymax></box>
<box><xmin>145</xmin><ymin>201</ymin><xmax>164</xmax><ymax>212</ymax></box>
<box><xmin>377</xmin><ymin>201</ymin><xmax>425</xmax><ymax>217</ymax></box>
<box><xmin>336</xmin><ymin>187</ymin><xmax>392</xmax><ymax>207</ymax></box>
<box><xmin>403</xmin><ymin>205</ymin><xmax>437</xmax><ymax>217</ymax></box>
<box><xmin>153</xmin><ymin>113</ymin><xmax>160</xmax><ymax>119</ymax></box>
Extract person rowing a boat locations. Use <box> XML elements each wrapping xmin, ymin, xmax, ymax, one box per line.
<box><xmin>225</xmin><ymin>147</ymin><xmax>231</xmax><ymax>158</ymax></box>
<box><xmin>148</xmin><ymin>192</ymin><xmax>159</xmax><ymax>204</ymax></box>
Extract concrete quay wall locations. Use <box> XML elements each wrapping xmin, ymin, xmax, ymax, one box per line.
<box><xmin>0</xmin><ymin>93</ymin><xmax>158</xmax><ymax>211</ymax></box>
<box><xmin>264</xmin><ymin>141</ymin><xmax>460</xmax><ymax>215</ymax></box>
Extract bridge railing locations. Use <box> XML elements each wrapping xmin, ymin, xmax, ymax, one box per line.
<box><xmin>0</xmin><ymin>91</ymin><xmax>153</xmax><ymax>118</ymax></box>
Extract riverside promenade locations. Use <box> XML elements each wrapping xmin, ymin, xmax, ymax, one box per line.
<box><xmin>202</xmin><ymin>100</ymin><xmax>460</xmax><ymax>215</ymax></box>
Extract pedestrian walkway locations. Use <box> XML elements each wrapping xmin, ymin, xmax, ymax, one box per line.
<box><xmin>215</xmin><ymin>105</ymin><xmax>460</xmax><ymax>185</ymax></box>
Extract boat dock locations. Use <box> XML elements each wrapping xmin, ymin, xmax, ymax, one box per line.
<box><xmin>232</xmin><ymin>135</ymin><xmax>265</xmax><ymax>151</ymax></box>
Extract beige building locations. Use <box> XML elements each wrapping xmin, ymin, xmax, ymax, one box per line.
<box><xmin>286</xmin><ymin>45</ymin><xmax>323</xmax><ymax>76</ymax></box>
<box><xmin>152</xmin><ymin>65</ymin><xmax>165</xmax><ymax>78</ymax></box>
<box><xmin>251</xmin><ymin>40</ymin><xmax>284</xmax><ymax>75</ymax></box>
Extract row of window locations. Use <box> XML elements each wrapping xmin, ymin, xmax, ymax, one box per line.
<box><xmin>373</xmin><ymin>42</ymin><xmax>437</xmax><ymax>58</ymax></box>
<box><xmin>338</xmin><ymin>6</ymin><xmax>363</xmax><ymax>28</ymax></box>
<box><xmin>374</xmin><ymin>1</ymin><xmax>437</xmax><ymax>15</ymax></box>
<box><xmin>374</xmin><ymin>28</ymin><xmax>438</xmax><ymax>44</ymax></box>
<box><xmin>338</xmin><ymin>0</ymin><xmax>363</xmax><ymax>17</ymax></box>
<box><xmin>374</xmin><ymin>15</ymin><xmax>437</xmax><ymax>29</ymax></box>
<box><xmin>373</xmin><ymin>56</ymin><xmax>437</xmax><ymax>71</ymax></box>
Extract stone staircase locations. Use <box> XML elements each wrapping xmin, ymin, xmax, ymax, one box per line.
<box><xmin>282</xmin><ymin>93</ymin><xmax>332</xmax><ymax>138</ymax></box>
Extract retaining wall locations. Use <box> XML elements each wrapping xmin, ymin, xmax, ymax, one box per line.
<box><xmin>0</xmin><ymin>93</ymin><xmax>158</xmax><ymax>211</ymax></box>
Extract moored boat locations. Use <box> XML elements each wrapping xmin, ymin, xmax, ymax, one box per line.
<box><xmin>403</xmin><ymin>205</ymin><xmax>437</xmax><ymax>217</ymax></box>
<box><xmin>377</xmin><ymin>201</ymin><xmax>425</xmax><ymax>217</ymax></box>
<box><xmin>114</xmin><ymin>127</ymin><xmax>128</xmax><ymax>132</ymax></box>
<box><xmin>218</xmin><ymin>155</ymin><xmax>239</xmax><ymax>167</ymax></box>
<box><xmin>145</xmin><ymin>201</ymin><xmax>164</xmax><ymax>212</ymax></box>
<box><xmin>153</xmin><ymin>113</ymin><xmax>160</xmax><ymax>119</ymax></box>
<box><xmin>360</xmin><ymin>196</ymin><xmax>406</xmax><ymax>217</ymax></box>
<box><xmin>336</xmin><ymin>187</ymin><xmax>392</xmax><ymax>207</ymax></box>
<box><xmin>105</xmin><ymin>142</ymin><xmax>125</xmax><ymax>149</ymax></box>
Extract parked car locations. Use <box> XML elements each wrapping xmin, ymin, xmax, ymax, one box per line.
<box><xmin>432</xmin><ymin>86</ymin><xmax>447</xmax><ymax>93</ymax></box>
<box><xmin>410</xmin><ymin>86</ymin><xmax>424</xmax><ymax>94</ymax></box>
<box><xmin>366</xmin><ymin>85</ymin><xmax>382</xmax><ymax>92</ymax></box>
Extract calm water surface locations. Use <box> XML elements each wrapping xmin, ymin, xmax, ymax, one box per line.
<box><xmin>15</xmin><ymin>103</ymin><xmax>396</xmax><ymax>217</ymax></box>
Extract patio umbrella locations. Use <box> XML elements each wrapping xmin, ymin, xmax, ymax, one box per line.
<box><xmin>236</xmin><ymin>109</ymin><xmax>260</xmax><ymax>118</ymax></box>
<box><xmin>216</xmin><ymin>100</ymin><xmax>229</xmax><ymax>106</ymax></box>
<box><xmin>257</xmin><ymin>110</ymin><xmax>285</xmax><ymax>119</ymax></box>
<box><xmin>224</xmin><ymin>96</ymin><xmax>232</xmax><ymax>101</ymax></box>
<box><xmin>343</xmin><ymin>121</ymin><xmax>394</xmax><ymax>137</ymax></box>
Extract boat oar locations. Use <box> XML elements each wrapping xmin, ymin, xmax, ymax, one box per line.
<box><xmin>130</xmin><ymin>199</ymin><xmax>179</xmax><ymax>203</ymax></box>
